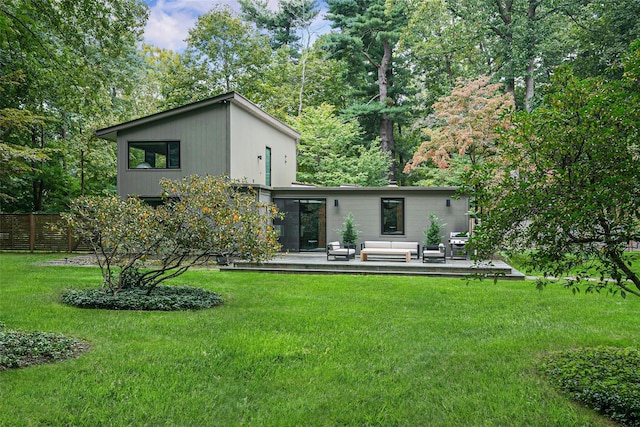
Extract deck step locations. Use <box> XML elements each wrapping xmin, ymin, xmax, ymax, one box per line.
<box><xmin>222</xmin><ymin>260</ymin><xmax>525</xmax><ymax>280</ymax></box>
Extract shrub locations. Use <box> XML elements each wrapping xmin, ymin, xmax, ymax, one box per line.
<box><xmin>61</xmin><ymin>286</ymin><xmax>224</xmax><ymax>311</ymax></box>
<box><xmin>0</xmin><ymin>325</ymin><xmax>90</xmax><ymax>370</ymax></box>
<box><xmin>118</xmin><ymin>263</ymin><xmax>145</xmax><ymax>289</ymax></box>
<box><xmin>337</xmin><ymin>212</ymin><xmax>360</xmax><ymax>245</ymax></box>
<box><xmin>62</xmin><ymin>175</ymin><xmax>282</xmax><ymax>295</ymax></box>
<box><xmin>423</xmin><ymin>212</ymin><xmax>445</xmax><ymax>246</ymax></box>
<box><xmin>541</xmin><ymin>347</ymin><xmax>640</xmax><ymax>426</ymax></box>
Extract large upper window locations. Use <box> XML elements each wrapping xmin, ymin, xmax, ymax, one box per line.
<box><xmin>128</xmin><ymin>141</ymin><xmax>180</xmax><ymax>169</ymax></box>
<box><xmin>381</xmin><ymin>198</ymin><xmax>404</xmax><ymax>235</ymax></box>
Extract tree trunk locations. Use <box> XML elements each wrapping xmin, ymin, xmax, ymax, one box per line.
<box><xmin>494</xmin><ymin>0</ymin><xmax>515</xmax><ymax>99</ymax></box>
<box><xmin>378</xmin><ymin>40</ymin><xmax>396</xmax><ymax>182</ymax></box>
<box><xmin>525</xmin><ymin>0</ymin><xmax>540</xmax><ymax>112</ymax></box>
<box><xmin>525</xmin><ymin>58</ymin><xmax>535</xmax><ymax>112</ymax></box>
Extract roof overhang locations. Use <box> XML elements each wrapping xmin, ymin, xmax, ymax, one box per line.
<box><xmin>95</xmin><ymin>91</ymin><xmax>300</xmax><ymax>142</ymax></box>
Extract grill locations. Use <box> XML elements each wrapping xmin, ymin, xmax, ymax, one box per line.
<box><xmin>449</xmin><ymin>232</ymin><xmax>469</xmax><ymax>259</ymax></box>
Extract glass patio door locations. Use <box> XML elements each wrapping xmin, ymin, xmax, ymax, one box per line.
<box><xmin>274</xmin><ymin>199</ymin><xmax>326</xmax><ymax>252</ymax></box>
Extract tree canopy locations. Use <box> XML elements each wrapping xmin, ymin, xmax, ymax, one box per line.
<box><xmin>1</xmin><ymin>0</ymin><xmax>639</xmax><ymax>215</ymax></box>
<box><xmin>468</xmin><ymin>50</ymin><xmax>640</xmax><ymax>296</ymax></box>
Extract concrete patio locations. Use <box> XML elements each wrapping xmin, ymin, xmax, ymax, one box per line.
<box><xmin>222</xmin><ymin>252</ymin><xmax>526</xmax><ymax>280</ymax></box>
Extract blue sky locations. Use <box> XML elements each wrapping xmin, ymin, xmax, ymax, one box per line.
<box><xmin>142</xmin><ymin>0</ymin><xmax>330</xmax><ymax>51</ymax></box>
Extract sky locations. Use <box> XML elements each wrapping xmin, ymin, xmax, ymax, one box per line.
<box><xmin>142</xmin><ymin>0</ymin><xmax>330</xmax><ymax>52</ymax></box>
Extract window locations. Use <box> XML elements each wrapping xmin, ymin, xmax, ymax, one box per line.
<box><xmin>128</xmin><ymin>141</ymin><xmax>180</xmax><ymax>169</ymax></box>
<box><xmin>265</xmin><ymin>146</ymin><xmax>272</xmax><ymax>186</ymax></box>
<box><xmin>381</xmin><ymin>198</ymin><xmax>404</xmax><ymax>235</ymax></box>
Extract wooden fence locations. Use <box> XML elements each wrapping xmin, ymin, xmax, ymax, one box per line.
<box><xmin>0</xmin><ymin>214</ymin><xmax>90</xmax><ymax>252</ymax></box>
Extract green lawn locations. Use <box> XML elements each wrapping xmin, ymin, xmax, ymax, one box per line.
<box><xmin>1</xmin><ymin>253</ymin><xmax>638</xmax><ymax>426</ymax></box>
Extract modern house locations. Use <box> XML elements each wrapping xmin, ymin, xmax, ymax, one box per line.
<box><xmin>96</xmin><ymin>92</ymin><xmax>470</xmax><ymax>253</ymax></box>
<box><xmin>95</xmin><ymin>92</ymin><xmax>298</xmax><ymax>201</ymax></box>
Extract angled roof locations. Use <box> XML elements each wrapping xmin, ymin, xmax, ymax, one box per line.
<box><xmin>95</xmin><ymin>91</ymin><xmax>300</xmax><ymax>141</ymax></box>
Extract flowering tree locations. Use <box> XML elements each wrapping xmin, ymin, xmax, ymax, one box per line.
<box><xmin>404</xmin><ymin>76</ymin><xmax>514</xmax><ymax>172</ymax></box>
<box><xmin>63</xmin><ymin>175</ymin><xmax>281</xmax><ymax>295</ymax></box>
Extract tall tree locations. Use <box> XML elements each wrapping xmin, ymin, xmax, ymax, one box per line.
<box><xmin>324</xmin><ymin>0</ymin><xmax>410</xmax><ymax>182</ymax></box>
<box><xmin>447</xmin><ymin>0</ymin><xmax>579</xmax><ymax>111</ymax></box>
<box><xmin>239</xmin><ymin>0</ymin><xmax>319</xmax><ymax>53</ymax></box>
<box><xmin>0</xmin><ymin>0</ymin><xmax>147</xmax><ymax>212</ymax></box>
<box><xmin>186</xmin><ymin>5</ymin><xmax>272</xmax><ymax>97</ymax></box>
<box><xmin>288</xmin><ymin>103</ymin><xmax>390</xmax><ymax>186</ymax></box>
<box><xmin>401</xmin><ymin>0</ymin><xmax>484</xmax><ymax>104</ymax></box>
<box><xmin>570</xmin><ymin>1</ymin><xmax>640</xmax><ymax>78</ymax></box>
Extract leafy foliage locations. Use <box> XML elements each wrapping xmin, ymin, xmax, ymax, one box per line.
<box><xmin>239</xmin><ymin>0</ymin><xmax>319</xmax><ymax>53</ymax></box>
<box><xmin>0</xmin><ymin>323</ymin><xmax>89</xmax><ymax>370</ymax></box>
<box><xmin>186</xmin><ymin>5</ymin><xmax>272</xmax><ymax>95</ymax></box>
<box><xmin>405</xmin><ymin>76</ymin><xmax>514</xmax><ymax>172</ymax></box>
<box><xmin>336</xmin><ymin>212</ymin><xmax>360</xmax><ymax>245</ymax></box>
<box><xmin>62</xmin><ymin>175</ymin><xmax>282</xmax><ymax>295</ymax></box>
<box><xmin>423</xmin><ymin>213</ymin><xmax>445</xmax><ymax>246</ymax></box>
<box><xmin>469</xmin><ymin>48</ymin><xmax>640</xmax><ymax>297</ymax></box>
<box><xmin>0</xmin><ymin>0</ymin><xmax>147</xmax><ymax>212</ymax></box>
<box><xmin>289</xmin><ymin>103</ymin><xmax>390</xmax><ymax>186</ymax></box>
<box><xmin>61</xmin><ymin>286</ymin><xmax>223</xmax><ymax>311</ymax></box>
<box><xmin>541</xmin><ymin>347</ymin><xmax>640</xmax><ymax>426</ymax></box>
<box><xmin>324</xmin><ymin>0</ymin><xmax>411</xmax><ymax>181</ymax></box>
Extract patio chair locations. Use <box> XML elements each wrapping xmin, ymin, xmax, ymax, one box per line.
<box><xmin>327</xmin><ymin>241</ymin><xmax>356</xmax><ymax>261</ymax></box>
<box><xmin>422</xmin><ymin>243</ymin><xmax>446</xmax><ymax>263</ymax></box>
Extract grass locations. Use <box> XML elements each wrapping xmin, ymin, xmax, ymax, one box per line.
<box><xmin>505</xmin><ymin>251</ymin><xmax>640</xmax><ymax>279</ymax></box>
<box><xmin>1</xmin><ymin>253</ymin><xmax>639</xmax><ymax>426</ymax></box>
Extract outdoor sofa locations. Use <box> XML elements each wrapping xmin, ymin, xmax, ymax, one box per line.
<box><xmin>360</xmin><ymin>241</ymin><xmax>420</xmax><ymax>262</ymax></box>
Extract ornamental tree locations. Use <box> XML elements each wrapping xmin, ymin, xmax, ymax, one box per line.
<box><xmin>63</xmin><ymin>175</ymin><xmax>281</xmax><ymax>295</ymax></box>
<box><xmin>404</xmin><ymin>76</ymin><xmax>514</xmax><ymax>172</ymax></box>
<box><xmin>469</xmin><ymin>57</ymin><xmax>640</xmax><ymax>297</ymax></box>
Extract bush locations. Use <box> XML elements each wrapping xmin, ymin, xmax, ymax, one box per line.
<box><xmin>0</xmin><ymin>325</ymin><xmax>90</xmax><ymax>370</ymax></box>
<box><xmin>61</xmin><ymin>286</ymin><xmax>224</xmax><ymax>311</ymax></box>
<box><xmin>62</xmin><ymin>175</ymin><xmax>282</xmax><ymax>295</ymax></box>
<box><xmin>541</xmin><ymin>347</ymin><xmax>640</xmax><ymax>426</ymax></box>
<box><xmin>118</xmin><ymin>264</ymin><xmax>145</xmax><ymax>289</ymax></box>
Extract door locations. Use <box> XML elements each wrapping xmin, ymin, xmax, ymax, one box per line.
<box><xmin>274</xmin><ymin>199</ymin><xmax>326</xmax><ymax>252</ymax></box>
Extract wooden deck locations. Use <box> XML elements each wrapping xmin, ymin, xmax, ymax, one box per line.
<box><xmin>222</xmin><ymin>252</ymin><xmax>526</xmax><ymax>280</ymax></box>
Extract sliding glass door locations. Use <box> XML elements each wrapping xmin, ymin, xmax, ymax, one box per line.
<box><xmin>274</xmin><ymin>199</ymin><xmax>326</xmax><ymax>252</ymax></box>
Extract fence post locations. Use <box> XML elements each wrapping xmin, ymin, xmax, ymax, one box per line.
<box><xmin>29</xmin><ymin>213</ymin><xmax>35</xmax><ymax>252</ymax></box>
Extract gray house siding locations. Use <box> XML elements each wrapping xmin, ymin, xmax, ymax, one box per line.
<box><xmin>272</xmin><ymin>187</ymin><xmax>469</xmax><ymax>251</ymax></box>
<box><xmin>97</xmin><ymin>92</ymin><xmax>300</xmax><ymax>199</ymax></box>
<box><xmin>116</xmin><ymin>104</ymin><xmax>229</xmax><ymax>197</ymax></box>
<box><xmin>229</xmin><ymin>104</ymin><xmax>297</xmax><ymax>187</ymax></box>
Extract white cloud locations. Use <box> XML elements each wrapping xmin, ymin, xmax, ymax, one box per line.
<box><xmin>143</xmin><ymin>0</ymin><xmax>239</xmax><ymax>51</ymax></box>
<box><xmin>142</xmin><ymin>0</ymin><xmax>330</xmax><ymax>52</ymax></box>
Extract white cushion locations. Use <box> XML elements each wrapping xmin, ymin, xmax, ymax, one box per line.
<box><xmin>328</xmin><ymin>241</ymin><xmax>341</xmax><ymax>250</ymax></box>
<box><xmin>364</xmin><ymin>241</ymin><xmax>392</xmax><ymax>249</ymax></box>
<box><xmin>361</xmin><ymin>248</ymin><xmax>410</xmax><ymax>254</ymax></box>
<box><xmin>330</xmin><ymin>248</ymin><xmax>355</xmax><ymax>255</ymax></box>
<box><xmin>391</xmin><ymin>242</ymin><xmax>418</xmax><ymax>251</ymax></box>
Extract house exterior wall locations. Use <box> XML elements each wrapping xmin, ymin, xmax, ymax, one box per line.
<box><xmin>116</xmin><ymin>104</ymin><xmax>228</xmax><ymax>197</ymax></box>
<box><xmin>229</xmin><ymin>103</ymin><xmax>297</xmax><ymax>187</ymax></box>
<box><xmin>272</xmin><ymin>187</ymin><xmax>469</xmax><ymax>249</ymax></box>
